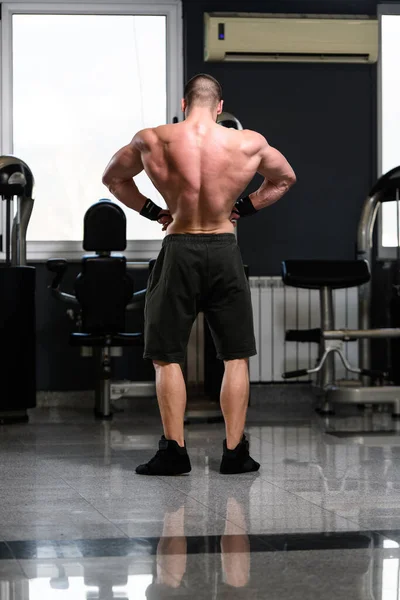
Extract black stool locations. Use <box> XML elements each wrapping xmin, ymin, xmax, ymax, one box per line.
<box><xmin>281</xmin><ymin>260</ymin><xmax>371</xmax><ymax>408</ymax></box>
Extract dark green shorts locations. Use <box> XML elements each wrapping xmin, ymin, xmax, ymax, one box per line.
<box><xmin>143</xmin><ymin>233</ymin><xmax>257</xmax><ymax>363</ymax></box>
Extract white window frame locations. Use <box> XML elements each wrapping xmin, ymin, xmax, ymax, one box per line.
<box><xmin>0</xmin><ymin>0</ymin><xmax>183</xmax><ymax>261</ymax></box>
<box><xmin>377</xmin><ymin>3</ymin><xmax>400</xmax><ymax>260</ymax></box>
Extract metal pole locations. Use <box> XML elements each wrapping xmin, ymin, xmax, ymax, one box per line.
<box><xmin>319</xmin><ymin>286</ymin><xmax>335</xmax><ymax>389</ymax></box>
<box><xmin>324</xmin><ymin>328</ymin><xmax>400</xmax><ymax>340</ymax></box>
<box><xmin>95</xmin><ymin>347</ymin><xmax>112</xmax><ymax>419</ymax></box>
<box><xmin>357</xmin><ymin>193</ymin><xmax>381</xmax><ymax>380</ymax></box>
<box><xmin>12</xmin><ymin>196</ymin><xmax>34</xmax><ymax>266</ymax></box>
<box><xmin>5</xmin><ymin>197</ymin><xmax>12</xmax><ymax>266</ymax></box>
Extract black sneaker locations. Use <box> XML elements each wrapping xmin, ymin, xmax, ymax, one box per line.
<box><xmin>220</xmin><ymin>435</ymin><xmax>260</xmax><ymax>475</ymax></box>
<box><xmin>136</xmin><ymin>436</ymin><xmax>192</xmax><ymax>476</ymax></box>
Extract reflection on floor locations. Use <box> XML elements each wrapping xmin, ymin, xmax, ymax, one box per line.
<box><xmin>2</xmin><ymin>385</ymin><xmax>400</xmax><ymax>598</ymax></box>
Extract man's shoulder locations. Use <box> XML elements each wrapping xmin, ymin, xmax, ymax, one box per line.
<box><xmin>241</xmin><ymin>129</ymin><xmax>266</xmax><ymax>144</ymax></box>
<box><xmin>154</xmin><ymin>123</ymin><xmax>177</xmax><ymax>136</ymax></box>
<box><xmin>221</xmin><ymin>127</ymin><xmax>265</xmax><ymax>145</ymax></box>
<box><xmin>143</xmin><ymin>123</ymin><xmax>179</xmax><ymax>144</ymax></box>
<box><xmin>135</xmin><ymin>127</ymin><xmax>158</xmax><ymax>143</ymax></box>
<box><xmin>238</xmin><ymin>129</ymin><xmax>267</xmax><ymax>155</ymax></box>
<box><xmin>132</xmin><ymin>127</ymin><xmax>165</xmax><ymax>151</ymax></box>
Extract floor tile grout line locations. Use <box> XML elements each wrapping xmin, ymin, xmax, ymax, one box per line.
<box><xmin>11</xmin><ymin>554</ymin><xmax>29</xmax><ymax>580</ymax></box>
<box><xmin>2</xmin><ymin>539</ymin><xmax>26</xmax><ymax>577</ymax></box>
<box><xmin>56</xmin><ymin>475</ymin><xmax>130</xmax><ymax>540</ymax></box>
<box><xmin>253</xmin><ymin>470</ymin><xmax>377</xmax><ymax>535</ymax></box>
<box><xmin>3</xmin><ymin>528</ymin><xmax>400</xmax><ymax>561</ymax></box>
<box><xmin>254</xmin><ymin>471</ymin><xmax>400</xmax><ymax>545</ymax></box>
<box><xmin>155</xmin><ymin>463</ymin><xmax>370</xmax><ymax>543</ymax></box>
<box><xmin>155</xmin><ymin>475</ymin><xmax>278</xmax><ymax>553</ymax></box>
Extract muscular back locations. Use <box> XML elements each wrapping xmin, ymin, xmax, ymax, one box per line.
<box><xmin>138</xmin><ymin>122</ymin><xmax>264</xmax><ymax>234</ymax></box>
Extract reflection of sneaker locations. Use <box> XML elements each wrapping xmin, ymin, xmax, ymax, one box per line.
<box><xmin>136</xmin><ymin>436</ymin><xmax>192</xmax><ymax>476</ymax></box>
<box><xmin>220</xmin><ymin>435</ymin><xmax>260</xmax><ymax>475</ymax></box>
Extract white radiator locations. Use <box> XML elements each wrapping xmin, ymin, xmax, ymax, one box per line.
<box><xmin>249</xmin><ymin>277</ymin><xmax>359</xmax><ymax>383</ymax></box>
<box><xmin>186</xmin><ymin>277</ymin><xmax>359</xmax><ymax>385</ymax></box>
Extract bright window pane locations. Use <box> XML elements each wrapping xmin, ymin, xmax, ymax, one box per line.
<box><xmin>12</xmin><ymin>14</ymin><xmax>167</xmax><ymax>242</ymax></box>
<box><xmin>381</xmin><ymin>14</ymin><xmax>400</xmax><ymax>247</ymax></box>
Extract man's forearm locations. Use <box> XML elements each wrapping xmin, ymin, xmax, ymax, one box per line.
<box><xmin>249</xmin><ymin>179</ymin><xmax>292</xmax><ymax>211</ymax></box>
<box><xmin>106</xmin><ymin>178</ymin><xmax>147</xmax><ymax>213</ymax></box>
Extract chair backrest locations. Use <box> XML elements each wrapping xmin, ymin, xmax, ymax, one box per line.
<box><xmin>83</xmin><ymin>198</ymin><xmax>126</xmax><ymax>252</ymax></box>
<box><xmin>74</xmin><ymin>200</ymin><xmax>133</xmax><ymax>334</ymax></box>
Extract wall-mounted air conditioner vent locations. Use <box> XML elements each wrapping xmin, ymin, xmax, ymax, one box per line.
<box><xmin>204</xmin><ymin>13</ymin><xmax>378</xmax><ymax>64</ymax></box>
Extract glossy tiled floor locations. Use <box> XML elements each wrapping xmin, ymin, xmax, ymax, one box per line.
<box><xmin>2</xmin><ymin>386</ymin><xmax>400</xmax><ymax>598</ymax></box>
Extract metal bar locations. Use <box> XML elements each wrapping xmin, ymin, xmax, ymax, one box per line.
<box><xmin>126</xmin><ymin>262</ymin><xmax>150</xmax><ymax>271</ymax></box>
<box><xmin>51</xmin><ymin>289</ymin><xmax>79</xmax><ymax>305</ymax></box>
<box><xmin>335</xmin><ymin>348</ymin><xmax>362</xmax><ymax>374</ymax></box>
<box><xmin>5</xmin><ymin>197</ymin><xmax>11</xmax><ymax>266</ymax></box>
<box><xmin>95</xmin><ymin>348</ymin><xmax>112</xmax><ymax>419</ymax></box>
<box><xmin>319</xmin><ymin>286</ymin><xmax>335</xmax><ymax>388</ymax></box>
<box><xmin>357</xmin><ymin>193</ymin><xmax>381</xmax><ymax>376</ymax></box>
<box><xmin>110</xmin><ymin>382</ymin><xmax>156</xmax><ymax>400</ymax></box>
<box><xmin>304</xmin><ymin>348</ymin><xmax>333</xmax><ymax>375</ymax></box>
<box><xmin>324</xmin><ymin>328</ymin><xmax>400</xmax><ymax>340</ymax></box>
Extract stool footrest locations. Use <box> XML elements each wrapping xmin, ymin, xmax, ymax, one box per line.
<box><xmin>285</xmin><ymin>329</ymin><xmax>321</xmax><ymax>344</ymax></box>
<box><xmin>282</xmin><ymin>369</ymin><xmax>310</xmax><ymax>379</ymax></box>
<box><xmin>360</xmin><ymin>368</ymin><xmax>388</xmax><ymax>379</ymax></box>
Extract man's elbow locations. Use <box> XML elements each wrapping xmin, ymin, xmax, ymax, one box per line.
<box><xmin>102</xmin><ymin>170</ymin><xmax>112</xmax><ymax>189</ymax></box>
<box><xmin>277</xmin><ymin>172</ymin><xmax>296</xmax><ymax>194</ymax></box>
<box><xmin>287</xmin><ymin>171</ymin><xmax>297</xmax><ymax>189</ymax></box>
<box><xmin>102</xmin><ymin>171</ymin><xmax>122</xmax><ymax>194</ymax></box>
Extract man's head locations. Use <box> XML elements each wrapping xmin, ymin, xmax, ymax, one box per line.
<box><xmin>181</xmin><ymin>74</ymin><xmax>223</xmax><ymax>118</ymax></box>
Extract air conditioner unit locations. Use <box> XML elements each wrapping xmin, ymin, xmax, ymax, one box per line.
<box><xmin>204</xmin><ymin>13</ymin><xmax>378</xmax><ymax>64</ymax></box>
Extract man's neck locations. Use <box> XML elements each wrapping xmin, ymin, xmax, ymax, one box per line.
<box><xmin>185</xmin><ymin>106</ymin><xmax>217</xmax><ymax>124</ymax></box>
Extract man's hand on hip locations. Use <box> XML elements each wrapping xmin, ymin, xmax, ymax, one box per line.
<box><xmin>230</xmin><ymin>210</ymin><xmax>240</xmax><ymax>226</ymax></box>
<box><xmin>158</xmin><ymin>210</ymin><xmax>173</xmax><ymax>231</ymax></box>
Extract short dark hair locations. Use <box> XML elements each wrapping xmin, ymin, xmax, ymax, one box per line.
<box><xmin>184</xmin><ymin>74</ymin><xmax>222</xmax><ymax>109</ymax></box>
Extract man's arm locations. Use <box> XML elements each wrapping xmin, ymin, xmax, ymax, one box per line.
<box><xmin>250</xmin><ymin>135</ymin><xmax>296</xmax><ymax>211</ymax></box>
<box><xmin>102</xmin><ymin>132</ymin><xmax>149</xmax><ymax>213</ymax></box>
<box><xmin>233</xmin><ymin>133</ymin><xmax>296</xmax><ymax>219</ymax></box>
<box><xmin>102</xmin><ymin>132</ymin><xmax>148</xmax><ymax>212</ymax></box>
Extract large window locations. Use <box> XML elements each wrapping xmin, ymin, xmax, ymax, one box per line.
<box><xmin>379</xmin><ymin>6</ymin><xmax>400</xmax><ymax>256</ymax></box>
<box><xmin>0</xmin><ymin>1</ymin><xmax>183</xmax><ymax>260</ymax></box>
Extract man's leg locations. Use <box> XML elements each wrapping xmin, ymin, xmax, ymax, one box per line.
<box><xmin>219</xmin><ymin>357</ymin><xmax>260</xmax><ymax>475</ymax></box>
<box><xmin>154</xmin><ymin>361</ymin><xmax>186</xmax><ymax>447</ymax></box>
<box><xmin>220</xmin><ymin>359</ymin><xmax>249</xmax><ymax>450</ymax></box>
<box><xmin>135</xmin><ymin>359</ymin><xmax>191</xmax><ymax>475</ymax></box>
<box><xmin>221</xmin><ymin>498</ymin><xmax>250</xmax><ymax>588</ymax></box>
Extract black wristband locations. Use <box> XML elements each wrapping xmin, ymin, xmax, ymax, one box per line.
<box><xmin>234</xmin><ymin>195</ymin><xmax>257</xmax><ymax>218</ymax></box>
<box><xmin>140</xmin><ymin>198</ymin><xmax>163</xmax><ymax>221</ymax></box>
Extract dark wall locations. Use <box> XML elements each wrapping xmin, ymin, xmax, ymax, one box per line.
<box><xmin>184</xmin><ymin>0</ymin><xmax>379</xmax><ymax>275</ymax></box>
<box><xmin>35</xmin><ymin>0</ymin><xmax>384</xmax><ymax>390</ymax></box>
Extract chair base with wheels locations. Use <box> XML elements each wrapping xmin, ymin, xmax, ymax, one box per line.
<box><xmin>70</xmin><ymin>333</ymin><xmax>143</xmax><ymax>420</ymax></box>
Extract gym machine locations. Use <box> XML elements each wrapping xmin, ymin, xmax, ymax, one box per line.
<box><xmin>47</xmin><ymin>199</ymin><xmax>153</xmax><ymax>420</ymax></box>
<box><xmin>0</xmin><ymin>156</ymin><xmax>36</xmax><ymax>423</ymax></box>
<box><xmin>282</xmin><ymin>166</ymin><xmax>400</xmax><ymax>416</ymax></box>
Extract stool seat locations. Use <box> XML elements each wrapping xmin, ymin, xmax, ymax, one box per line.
<box><xmin>282</xmin><ymin>260</ymin><xmax>370</xmax><ymax>290</ymax></box>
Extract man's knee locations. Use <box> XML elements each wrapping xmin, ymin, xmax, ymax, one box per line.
<box><xmin>153</xmin><ymin>360</ymin><xmax>169</xmax><ymax>368</ymax></box>
<box><xmin>223</xmin><ymin>358</ymin><xmax>249</xmax><ymax>367</ymax></box>
<box><xmin>153</xmin><ymin>360</ymin><xmax>182</xmax><ymax>369</ymax></box>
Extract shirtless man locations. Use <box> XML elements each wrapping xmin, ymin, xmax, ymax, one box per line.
<box><xmin>102</xmin><ymin>74</ymin><xmax>296</xmax><ymax>476</ymax></box>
